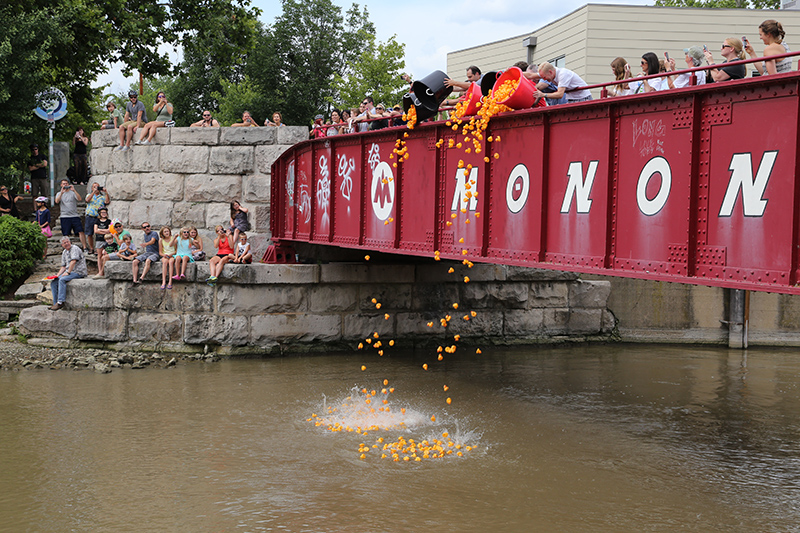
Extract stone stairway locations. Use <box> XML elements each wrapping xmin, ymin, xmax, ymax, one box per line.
<box><xmin>7</xmin><ymin>234</ymin><xmax>98</xmax><ymax>317</ymax></box>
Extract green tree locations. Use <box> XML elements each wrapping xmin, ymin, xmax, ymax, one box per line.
<box><xmin>245</xmin><ymin>0</ymin><xmax>376</xmax><ymax>125</ymax></box>
<box><xmin>212</xmin><ymin>76</ymin><xmax>264</xmax><ymax>126</ymax></box>
<box><xmin>655</xmin><ymin>0</ymin><xmax>778</xmax><ymax>7</ymax></box>
<box><xmin>332</xmin><ymin>35</ymin><xmax>407</xmax><ymax>112</ymax></box>
<box><xmin>0</xmin><ymin>0</ymin><xmax>260</xmax><ymax>184</ymax></box>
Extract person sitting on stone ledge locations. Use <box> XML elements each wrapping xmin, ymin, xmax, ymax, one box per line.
<box><xmin>132</xmin><ymin>222</ymin><xmax>159</xmax><ymax>285</ymax></box>
<box><xmin>189</xmin><ymin>226</ymin><xmax>205</xmax><ymax>261</ymax></box>
<box><xmin>50</xmin><ymin>237</ymin><xmax>87</xmax><ymax>311</ymax></box>
<box><xmin>158</xmin><ymin>226</ymin><xmax>177</xmax><ymax>289</ymax></box>
<box><xmin>233</xmin><ymin>232</ymin><xmax>252</xmax><ymax>264</ymax></box>
<box><xmin>207</xmin><ymin>225</ymin><xmax>234</xmax><ymax>286</ymax></box>
<box><xmin>229</xmin><ymin>200</ymin><xmax>250</xmax><ymax>245</ymax></box>
<box><xmin>171</xmin><ymin>227</ymin><xmax>194</xmax><ymax>282</ymax></box>
<box><xmin>95</xmin><ymin>233</ymin><xmax>117</xmax><ymax>278</ymax></box>
<box><xmin>190</xmin><ymin>110</ymin><xmax>220</xmax><ymax>127</ymax></box>
<box><xmin>230</xmin><ymin>110</ymin><xmax>259</xmax><ymax>128</ymax></box>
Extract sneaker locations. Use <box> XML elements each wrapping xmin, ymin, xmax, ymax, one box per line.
<box><xmin>121</xmin><ymin>146</ymin><xmax>129</xmax><ymax>152</ymax></box>
<box><xmin>113</xmin><ymin>146</ymin><xmax>124</xmax><ymax>152</ymax></box>
<box><xmin>134</xmin><ymin>140</ymin><xmax>142</xmax><ymax>145</ymax></box>
<box><xmin>141</xmin><ymin>140</ymin><xmax>151</xmax><ymax>145</ymax></box>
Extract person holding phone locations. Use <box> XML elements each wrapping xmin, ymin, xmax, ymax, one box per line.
<box><xmin>745</xmin><ymin>19</ymin><xmax>791</xmax><ymax>76</ymax></box>
<box><xmin>609</xmin><ymin>57</ymin><xmax>633</xmax><ymax>96</ymax></box>
<box><xmin>230</xmin><ymin>110</ymin><xmax>259</xmax><ymax>128</ymax></box>
<box><xmin>704</xmin><ymin>39</ymin><xmax>746</xmax><ymax>82</ymax></box>
<box><xmin>629</xmin><ymin>52</ymin><xmax>663</xmax><ymax>94</ymax></box>
<box><xmin>84</xmin><ymin>182</ymin><xmax>111</xmax><ymax>253</ymax></box>
<box><xmin>665</xmin><ymin>46</ymin><xmax>707</xmax><ymax>89</ymax></box>
<box><xmin>55</xmin><ymin>179</ymin><xmax>87</xmax><ymax>251</ymax></box>
<box><xmin>191</xmin><ymin>111</ymin><xmax>220</xmax><ymax>127</ymax></box>
<box><xmin>135</xmin><ymin>91</ymin><xmax>173</xmax><ymax>145</ymax></box>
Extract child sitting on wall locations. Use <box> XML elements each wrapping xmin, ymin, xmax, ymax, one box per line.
<box><xmin>233</xmin><ymin>232</ymin><xmax>252</xmax><ymax>264</ymax></box>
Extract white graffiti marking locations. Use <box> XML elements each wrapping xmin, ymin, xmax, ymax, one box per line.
<box><xmin>298</xmin><ymin>169</ymin><xmax>311</xmax><ymax>224</ymax></box>
<box><xmin>286</xmin><ymin>160</ymin><xmax>295</xmax><ymax>207</ymax></box>
<box><xmin>632</xmin><ymin>118</ymin><xmax>666</xmax><ymax>158</ymax></box>
<box><xmin>338</xmin><ymin>154</ymin><xmax>355</xmax><ymax>201</ymax></box>
<box><xmin>368</xmin><ymin>143</ymin><xmax>381</xmax><ymax>173</ymax></box>
<box><xmin>317</xmin><ymin>155</ymin><xmax>331</xmax><ymax>229</ymax></box>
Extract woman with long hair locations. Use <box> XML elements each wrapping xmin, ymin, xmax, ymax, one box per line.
<box><xmin>136</xmin><ymin>91</ymin><xmax>174</xmax><ymax>145</ymax></box>
<box><xmin>746</xmin><ymin>19</ymin><xmax>791</xmax><ymax>76</ymax></box>
<box><xmin>609</xmin><ymin>57</ymin><xmax>632</xmax><ymax>97</ymax></box>
<box><xmin>631</xmin><ymin>52</ymin><xmax>663</xmax><ymax>93</ymax></box>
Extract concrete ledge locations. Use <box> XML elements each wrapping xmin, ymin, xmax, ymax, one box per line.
<box><xmin>19</xmin><ymin>263</ymin><xmax>615</xmax><ymax>353</ymax></box>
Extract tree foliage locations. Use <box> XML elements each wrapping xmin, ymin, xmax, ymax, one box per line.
<box><xmin>332</xmin><ymin>35</ymin><xmax>407</xmax><ymax>112</ymax></box>
<box><xmin>654</xmin><ymin>0</ymin><xmax>779</xmax><ymax>8</ymax></box>
<box><xmin>0</xmin><ymin>215</ymin><xmax>46</xmax><ymax>295</ymax></box>
<box><xmin>0</xmin><ymin>0</ymin><xmax>260</xmax><ymax>183</ymax></box>
<box><xmin>238</xmin><ymin>0</ymin><xmax>377</xmax><ymax>125</ymax></box>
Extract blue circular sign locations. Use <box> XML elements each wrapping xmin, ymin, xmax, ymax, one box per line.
<box><xmin>34</xmin><ymin>88</ymin><xmax>68</xmax><ymax>121</ymax></box>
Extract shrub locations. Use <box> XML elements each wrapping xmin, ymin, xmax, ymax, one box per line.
<box><xmin>0</xmin><ymin>215</ymin><xmax>46</xmax><ymax>295</ymax></box>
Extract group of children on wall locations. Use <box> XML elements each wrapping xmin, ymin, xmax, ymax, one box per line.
<box><xmin>35</xmin><ymin>198</ymin><xmax>254</xmax><ymax>288</ymax></box>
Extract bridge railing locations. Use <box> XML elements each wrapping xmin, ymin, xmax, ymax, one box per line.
<box><xmin>272</xmin><ymin>67</ymin><xmax>800</xmax><ymax>295</ymax></box>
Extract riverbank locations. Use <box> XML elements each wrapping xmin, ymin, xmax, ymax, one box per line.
<box><xmin>0</xmin><ymin>338</ymin><xmax>218</xmax><ymax>372</ymax></box>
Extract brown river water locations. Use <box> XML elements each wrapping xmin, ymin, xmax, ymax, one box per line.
<box><xmin>1</xmin><ymin>344</ymin><xmax>799</xmax><ymax>532</ymax></box>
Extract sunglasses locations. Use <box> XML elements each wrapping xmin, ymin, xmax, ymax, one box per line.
<box><xmin>142</xmin><ymin>225</ymin><xmax>150</xmax><ymax>229</ymax></box>
<box><xmin>722</xmin><ymin>44</ymin><xmax>733</xmax><ymax>49</ymax></box>
<box><xmin>203</xmin><ymin>114</ymin><xmax>211</xmax><ymax>117</ymax></box>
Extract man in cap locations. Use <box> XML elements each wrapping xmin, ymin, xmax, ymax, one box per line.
<box><xmin>28</xmin><ymin>143</ymin><xmax>48</xmax><ymax>198</ymax></box>
<box><xmin>50</xmin><ymin>236</ymin><xmax>87</xmax><ymax>311</ymax></box>
<box><xmin>115</xmin><ymin>90</ymin><xmax>148</xmax><ymax>152</ymax></box>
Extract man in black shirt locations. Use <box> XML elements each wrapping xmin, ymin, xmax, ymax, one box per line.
<box><xmin>28</xmin><ymin>143</ymin><xmax>48</xmax><ymax>199</ymax></box>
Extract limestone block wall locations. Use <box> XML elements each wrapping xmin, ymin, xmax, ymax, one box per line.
<box><xmin>18</xmin><ymin>263</ymin><xmax>614</xmax><ymax>355</ymax></box>
<box><xmin>89</xmin><ymin>126</ymin><xmax>309</xmax><ymax>237</ymax></box>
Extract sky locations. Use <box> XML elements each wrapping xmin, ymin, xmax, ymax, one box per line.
<box><xmin>93</xmin><ymin>0</ymin><xmax>652</xmax><ymax>96</ymax></box>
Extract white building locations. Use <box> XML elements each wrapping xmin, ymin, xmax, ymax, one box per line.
<box><xmin>447</xmin><ymin>4</ymin><xmax>800</xmax><ymax>95</ymax></box>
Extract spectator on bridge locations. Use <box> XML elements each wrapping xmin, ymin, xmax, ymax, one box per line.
<box><xmin>341</xmin><ymin>109</ymin><xmax>353</xmax><ymax>133</ymax></box>
<box><xmin>327</xmin><ymin>109</ymin><xmax>344</xmax><ymax>136</ymax></box>
<box><xmin>353</xmin><ymin>97</ymin><xmax>376</xmax><ymax>133</ymax></box>
<box><xmin>158</xmin><ymin>226</ymin><xmax>177</xmax><ymax>289</ymax></box>
<box><xmin>629</xmin><ymin>53</ymin><xmax>663</xmax><ymax>93</ymax></box>
<box><xmin>116</xmin><ymin>90</ymin><xmax>148</xmax><ymax>152</ymax></box>
<box><xmin>368</xmin><ymin>103</ymin><xmax>391</xmax><ymax>130</ymax></box>
<box><xmin>50</xmin><ymin>237</ymin><xmax>87</xmax><ymax>311</ymax></box>
<box><xmin>135</xmin><ymin>91</ymin><xmax>174</xmax><ymax>145</ymax></box>
<box><xmin>703</xmin><ymin>39</ymin><xmax>746</xmax><ymax>82</ymax></box>
<box><xmin>746</xmin><ymin>20</ymin><xmax>792</xmax><ymax>76</ymax></box>
<box><xmin>265</xmin><ymin>112</ymin><xmax>285</xmax><ymax>127</ymax></box>
<box><xmin>230</xmin><ymin>110</ymin><xmax>259</xmax><ymax>128</ymax></box>
<box><xmin>28</xmin><ymin>143</ymin><xmax>48</xmax><ymax>199</ymax></box>
<box><xmin>84</xmin><ymin>182</ymin><xmax>110</xmax><ymax>253</ymax></box>
<box><xmin>101</xmin><ymin>101</ymin><xmax>122</xmax><ymax>129</ymax></box>
<box><xmin>191</xmin><ymin>111</ymin><xmax>220</xmax><ymax>127</ymax></box>
<box><xmin>608</xmin><ymin>57</ymin><xmax>633</xmax><ymax>96</ymax></box>
<box><xmin>444</xmin><ymin>65</ymin><xmax>482</xmax><ymax>92</ymax></box>
<box><xmin>533</xmin><ymin>62</ymin><xmax>593</xmax><ymax>103</ymax></box>
<box><xmin>132</xmin><ymin>222</ymin><xmax>159</xmax><ymax>285</ymax></box>
<box><xmin>665</xmin><ymin>46</ymin><xmax>708</xmax><ymax>89</ymax></box>
<box><xmin>310</xmin><ymin>114</ymin><xmax>327</xmax><ymax>139</ymax></box>
<box><xmin>56</xmin><ymin>179</ymin><xmax>88</xmax><ymax>251</ymax></box>
<box><xmin>207</xmin><ymin>225</ymin><xmax>235</xmax><ymax>286</ymax></box>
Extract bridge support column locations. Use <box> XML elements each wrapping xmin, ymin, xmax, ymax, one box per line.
<box><xmin>727</xmin><ymin>289</ymin><xmax>750</xmax><ymax>349</ymax></box>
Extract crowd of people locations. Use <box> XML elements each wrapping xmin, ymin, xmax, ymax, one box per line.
<box><xmin>41</xmin><ymin>187</ymin><xmax>253</xmax><ymax>309</ymax></box>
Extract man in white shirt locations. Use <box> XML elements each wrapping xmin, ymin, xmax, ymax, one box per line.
<box><xmin>533</xmin><ymin>62</ymin><xmax>593</xmax><ymax>103</ymax></box>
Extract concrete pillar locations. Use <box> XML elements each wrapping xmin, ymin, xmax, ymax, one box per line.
<box><xmin>728</xmin><ymin>289</ymin><xmax>748</xmax><ymax>349</ymax></box>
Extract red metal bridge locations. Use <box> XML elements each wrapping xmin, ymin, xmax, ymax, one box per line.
<box><xmin>271</xmin><ymin>66</ymin><xmax>800</xmax><ymax>295</ymax></box>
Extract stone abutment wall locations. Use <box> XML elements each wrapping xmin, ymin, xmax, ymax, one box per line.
<box><xmin>89</xmin><ymin>126</ymin><xmax>308</xmax><ymax>244</ymax></box>
<box><xmin>18</xmin><ymin>263</ymin><xmax>614</xmax><ymax>354</ymax></box>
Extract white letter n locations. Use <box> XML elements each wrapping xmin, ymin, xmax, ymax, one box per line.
<box><xmin>561</xmin><ymin>161</ymin><xmax>598</xmax><ymax>213</ymax></box>
<box><xmin>719</xmin><ymin>151</ymin><xmax>776</xmax><ymax>217</ymax></box>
